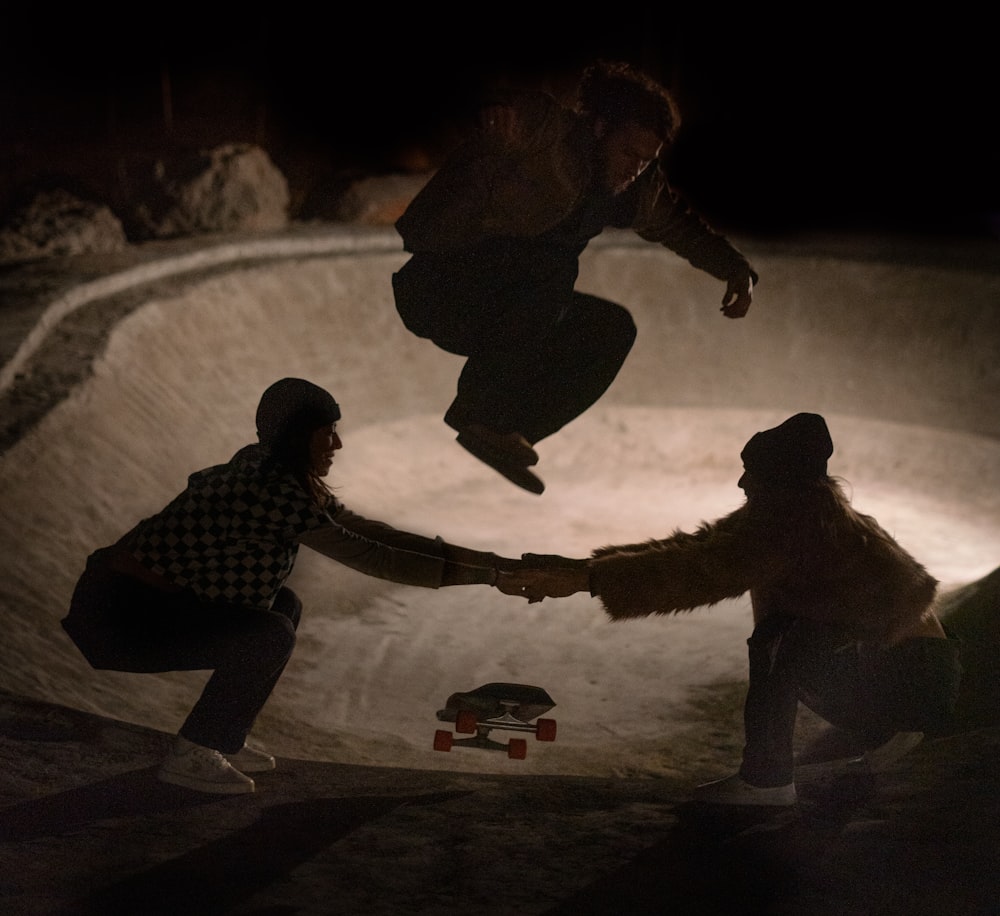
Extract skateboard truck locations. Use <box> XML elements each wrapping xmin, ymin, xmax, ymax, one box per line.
<box><xmin>433</xmin><ymin>682</ymin><xmax>557</xmax><ymax>760</ymax></box>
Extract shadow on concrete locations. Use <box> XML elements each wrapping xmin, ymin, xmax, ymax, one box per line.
<box><xmin>76</xmin><ymin>791</ymin><xmax>468</xmax><ymax>915</ymax></box>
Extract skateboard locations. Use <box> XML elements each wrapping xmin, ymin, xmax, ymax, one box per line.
<box><xmin>433</xmin><ymin>682</ymin><xmax>557</xmax><ymax>759</ymax></box>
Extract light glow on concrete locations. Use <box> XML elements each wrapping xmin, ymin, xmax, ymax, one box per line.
<box><xmin>1</xmin><ymin>229</ymin><xmax>998</xmax><ymax>776</ymax></box>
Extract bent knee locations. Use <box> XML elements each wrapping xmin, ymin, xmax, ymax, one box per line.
<box><xmin>268</xmin><ymin>613</ymin><xmax>298</xmax><ymax>653</ymax></box>
<box><xmin>240</xmin><ymin>608</ymin><xmax>298</xmax><ymax>663</ymax></box>
<box><xmin>574</xmin><ymin>296</ymin><xmax>637</xmax><ymax>353</ymax></box>
<box><xmin>272</xmin><ymin>587</ymin><xmax>303</xmax><ymax>629</ymax></box>
<box><xmin>595</xmin><ymin>299</ymin><xmax>637</xmax><ymax>340</ymax></box>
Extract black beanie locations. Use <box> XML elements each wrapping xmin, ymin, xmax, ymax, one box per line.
<box><xmin>256</xmin><ymin>378</ymin><xmax>340</xmax><ymax>447</ymax></box>
<box><xmin>740</xmin><ymin>413</ymin><xmax>833</xmax><ymax>485</ymax></box>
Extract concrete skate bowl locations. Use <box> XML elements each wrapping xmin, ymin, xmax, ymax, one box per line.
<box><xmin>2</xmin><ymin>227</ymin><xmax>999</xmax><ymax>777</ymax></box>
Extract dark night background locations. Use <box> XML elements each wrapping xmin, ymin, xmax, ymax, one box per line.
<box><xmin>0</xmin><ymin>10</ymin><xmax>996</xmax><ymax>240</ymax></box>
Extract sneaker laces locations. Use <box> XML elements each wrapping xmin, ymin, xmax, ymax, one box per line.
<box><xmin>174</xmin><ymin>739</ymin><xmax>233</xmax><ymax>771</ymax></box>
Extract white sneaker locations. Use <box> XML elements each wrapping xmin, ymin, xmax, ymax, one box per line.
<box><xmin>157</xmin><ymin>736</ymin><xmax>255</xmax><ymax>794</ymax></box>
<box><xmin>859</xmin><ymin>731</ymin><xmax>924</xmax><ymax>773</ymax></box>
<box><xmin>228</xmin><ymin>742</ymin><xmax>276</xmax><ymax>773</ymax></box>
<box><xmin>694</xmin><ymin>773</ymin><xmax>797</xmax><ymax>807</ymax></box>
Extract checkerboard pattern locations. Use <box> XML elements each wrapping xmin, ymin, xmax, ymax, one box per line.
<box><xmin>132</xmin><ymin>447</ymin><xmax>330</xmax><ymax>609</ymax></box>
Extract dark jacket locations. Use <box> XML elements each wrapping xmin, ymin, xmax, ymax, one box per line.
<box><xmin>396</xmin><ymin>90</ymin><xmax>756</xmax><ymax>285</ymax></box>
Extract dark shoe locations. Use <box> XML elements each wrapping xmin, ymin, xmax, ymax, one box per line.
<box><xmin>456</xmin><ymin>427</ymin><xmax>545</xmax><ymax>495</ymax></box>
<box><xmin>456</xmin><ymin>425</ymin><xmax>538</xmax><ymax>466</ymax></box>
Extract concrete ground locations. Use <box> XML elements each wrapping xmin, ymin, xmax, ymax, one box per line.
<box><xmin>1</xmin><ymin>226</ymin><xmax>998</xmax><ymax>913</ymax></box>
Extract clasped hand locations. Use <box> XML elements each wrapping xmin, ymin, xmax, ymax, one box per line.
<box><xmin>495</xmin><ymin>553</ymin><xmax>590</xmax><ymax>603</ymax></box>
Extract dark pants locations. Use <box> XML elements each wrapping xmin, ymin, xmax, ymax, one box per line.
<box><xmin>62</xmin><ymin>550</ymin><xmax>301</xmax><ymax>754</ymax></box>
<box><xmin>739</xmin><ymin>616</ymin><xmax>963</xmax><ymax>786</ymax></box>
<box><xmin>392</xmin><ymin>245</ymin><xmax>637</xmax><ymax>444</ymax></box>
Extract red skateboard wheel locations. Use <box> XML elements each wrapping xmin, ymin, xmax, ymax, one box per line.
<box><xmin>536</xmin><ymin>718</ymin><xmax>557</xmax><ymax>742</ymax></box>
<box><xmin>455</xmin><ymin>709</ymin><xmax>478</xmax><ymax>734</ymax></box>
<box><xmin>433</xmin><ymin>729</ymin><xmax>453</xmax><ymax>752</ymax></box>
<box><xmin>508</xmin><ymin>738</ymin><xmax>528</xmax><ymax>760</ymax></box>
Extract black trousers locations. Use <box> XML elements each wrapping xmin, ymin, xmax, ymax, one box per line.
<box><xmin>392</xmin><ymin>245</ymin><xmax>637</xmax><ymax>444</ymax></box>
<box><xmin>739</xmin><ymin>616</ymin><xmax>963</xmax><ymax>786</ymax></box>
<box><xmin>62</xmin><ymin>550</ymin><xmax>301</xmax><ymax>754</ymax></box>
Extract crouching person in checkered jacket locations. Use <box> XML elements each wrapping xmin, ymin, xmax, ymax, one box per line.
<box><xmin>62</xmin><ymin>377</ymin><xmax>532</xmax><ymax>795</ymax></box>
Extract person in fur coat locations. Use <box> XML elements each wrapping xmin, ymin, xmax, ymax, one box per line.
<box><xmin>500</xmin><ymin>413</ymin><xmax>963</xmax><ymax>805</ymax></box>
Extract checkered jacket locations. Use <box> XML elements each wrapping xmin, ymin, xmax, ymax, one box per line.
<box><xmin>127</xmin><ymin>445</ymin><xmax>448</xmax><ymax>610</ymax></box>
<box><xmin>128</xmin><ymin>445</ymin><xmax>331</xmax><ymax>609</ymax></box>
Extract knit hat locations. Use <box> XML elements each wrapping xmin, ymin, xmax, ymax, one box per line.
<box><xmin>740</xmin><ymin>413</ymin><xmax>833</xmax><ymax>485</ymax></box>
<box><xmin>256</xmin><ymin>378</ymin><xmax>340</xmax><ymax>447</ymax></box>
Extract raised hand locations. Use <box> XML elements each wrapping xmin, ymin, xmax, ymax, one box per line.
<box><xmin>721</xmin><ymin>268</ymin><xmax>754</xmax><ymax>319</ymax></box>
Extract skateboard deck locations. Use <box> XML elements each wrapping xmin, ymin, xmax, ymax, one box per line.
<box><xmin>433</xmin><ymin>682</ymin><xmax>557</xmax><ymax>759</ymax></box>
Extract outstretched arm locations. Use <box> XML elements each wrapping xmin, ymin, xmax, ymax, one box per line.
<box><xmin>301</xmin><ymin>506</ymin><xmax>532</xmax><ymax>598</ymax></box>
<box><xmin>499</xmin><ymin>508</ymin><xmax>765</xmax><ymax>614</ymax></box>
<box><xmin>439</xmin><ymin>542</ymin><xmax>522</xmax><ymax>587</ymax></box>
<box><xmin>631</xmin><ymin>172</ymin><xmax>758</xmax><ymax>319</ymax></box>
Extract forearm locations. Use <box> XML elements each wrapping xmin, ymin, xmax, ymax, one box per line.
<box><xmin>299</xmin><ymin>508</ymin><xmax>447</xmax><ymax>588</ymax></box>
<box><xmin>300</xmin><ymin>523</ymin><xmax>446</xmax><ymax>588</ymax></box>
<box><xmin>651</xmin><ymin>219</ymin><xmax>754</xmax><ymax>284</ymax></box>
<box><xmin>439</xmin><ymin>543</ymin><xmax>524</xmax><ymax>586</ymax></box>
<box><xmin>590</xmin><ymin>549</ymin><xmax>756</xmax><ymax>619</ymax></box>
<box><xmin>589</xmin><ymin>523</ymin><xmax>759</xmax><ymax>619</ymax></box>
<box><xmin>634</xmin><ymin>182</ymin><xmax>756</xmax><ymax>283</ymax></box>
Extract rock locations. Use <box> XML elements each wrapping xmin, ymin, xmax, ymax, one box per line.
<box><xmin>0</xmin><ymin>189</ymin><xmax>128</xmax><ymax>264</ymax></box>
<box><xmin>301</xmin><ymin>171</ymin><xmax>430</xmax><ymax>225</ymax></box>
<box><xmin>134</xmin><ymin>143</ymin><xmax>290</xmax><ymax>239</ymax></box>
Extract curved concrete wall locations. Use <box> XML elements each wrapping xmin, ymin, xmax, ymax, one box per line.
<box><xmin>585</xmin><ymin>235</ymin><xmax>1000</xmax><ymax>437</ymax></box>
<box><xmin>1</xmin><ymin>227</ymin><xmax>998</xmax><ymax>774</ymax></box>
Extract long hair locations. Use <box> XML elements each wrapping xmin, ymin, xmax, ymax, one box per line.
<box><xmin>254</xmin><ymin>378</ymin><xmax>340</xmax><ymax>507</ymax></box>
<box><xmin>267</xmin><ymin>425</ymin><xmax>335</xmax><ymax>508</ymax></box>
<box><xmin>749</xmin><ymin>475</ymin><xmax>936</xmax><ymax>604</ymax></box>
<box><xmin>577</xmin><ymin>60</ymin><xmax>681</xmax><ymax>144</ymax></box>
<box><xmin>748</xmin><ymin>476</ymin><xmax>881</xmax><ymax>551</ymax></box>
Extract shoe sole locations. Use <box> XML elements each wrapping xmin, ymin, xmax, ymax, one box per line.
<box><xmin>455</xmin><ymin>428</ymin><xmax>539</xmax><ymax>466</ymax></box>
<box><xmin>694</xmin><ymin>792</ymin><xmax>797</xmax><ymax>807</ymax></box>
<box><xmin>796</xmin><ymin>732</ymin><xmax>925</xmax><ymax>778</ymax></box>
<box><xmin>446</xmin><ymin>419</ymin><xmax>539</xmax><ymax>466</ymax></box>
<box><xmin>694</xmin><ymin>776</ymin><xmax>797</xmax><ymax>806</ymax></box>
<box><xmin>862</xmin><ymin>732</ymin><xmax>924</xmax><ymax>773</ymax></box>
<box><xmin>456</xmin><ymin>434</ymin><xmax>545</xmax><ymax>494</ymax></box>
<box><xmin>228</xmin><ymin>758</ymin><xmax>275</xmax><ymax>773</ymax></box>
<box><xmin>157</xmin><ymin>769</ymin><xmax>255</xmax><ymax>794</ymax></box>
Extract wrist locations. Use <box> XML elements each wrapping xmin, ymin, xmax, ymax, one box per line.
<box><xmin>440</xmin><ymin>557</ymin><xmax>500</xmax><ymax>587</ymax></box>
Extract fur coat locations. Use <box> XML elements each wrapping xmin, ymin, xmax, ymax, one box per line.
<box><xmin>588</xmin><ymin>479</ymin><xmax>939</xmax><ymax>644</ymax></box>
